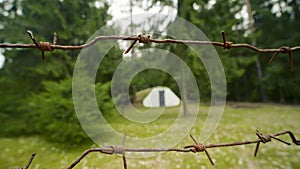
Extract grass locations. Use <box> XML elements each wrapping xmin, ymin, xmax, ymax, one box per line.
<box><xmin>1</xmin><ymin>103</ymin><xmax>300</xmax><ymax>169</ymax></box>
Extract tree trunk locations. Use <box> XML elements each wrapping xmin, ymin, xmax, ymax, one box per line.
<box><xmin>180</xmin><ymin>62</ymin><xmax>188</xmax><ymax>116</ymax></box>
<box><xmin>255</xmin><ymin>56</ymin><xmax>267</xmax><ymax>101</ymax></box>
<box><xmin>177</xmin><ymin>0</ymin><xmax>188</xmax><ymax>116</ymax></box>
<box><xmin>245</xmin><ymin>0</ymin><xmax>268</xmax><ymax>102</ymax></box>
<box><xmin>243</xmin><ymin>72</ymin><xmax>249</xmax><ymax>101</ymax></box>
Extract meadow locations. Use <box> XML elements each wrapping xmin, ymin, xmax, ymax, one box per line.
<box><xmin>1</xmin><ymin>103</ymin><xmax>300</xmax><ymax>169</ymax></box>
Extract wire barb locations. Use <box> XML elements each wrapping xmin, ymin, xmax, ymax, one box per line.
<box><xmin>26</xmin><ymin>30</ymin><xmax>39</xmax><ymax>47</ymax></box>
<box><xmin>268</xmin><ymin>51</ymin><xmax>279</xmax><ymax>64</ymax></box>
<box><xmin>184</xmin><ymin>134</ymin><xmax>215</xmax><ymax>166</ymax></box>
<box><xmin>24</xmin><ymin>153</ymin><xmax>36</xmax><ymax>169</ymax></box>
<box><xmin>269</xmin><ymin>46</ymin><xmax>293</xmax><ymax>71</ymax></box>
<box><xmin>254</xmin><ymin>130</ymin><xmax>272</xmax><ymax>157</ymax></box>
<box><xmin>122</xmin><ymin>133</ymin><xmax>127</xmax><ymax>169</ymax></box>
<box><xmin>124</xmin><ymin>39</ymin><xmax>138</xmax><ymax>54</ymax></box>
<box><xmin>26</xmin><ymin>30</ymin><xmax>54</xmax><ymax>60</ymax></box>
<box><xmin>222</xmin><ymin>31</ymin><xmax>233</xmax><ymax>49</ymax></box>
<box><xmin>108</xmin><ymin>134</ymin><xmax>127</xmax><ymax>169</ymax></box>
<box><xmin>253</xmin><ymin>130</ymin><xmax>299</xmax><ymax>157</ymax></box>
<box><xmin>124</xmin><ymin>34</ymin><xmax>150</xmax><ymax>54</ymax></box>
<box><xmin>14</xmin><ymin>153</ymin><xmax>36</xmax><ymax>169</ymax></box>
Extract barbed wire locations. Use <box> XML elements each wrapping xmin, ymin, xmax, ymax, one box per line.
<box><xmin>13</xmin><ymin>153</ymin><xmax>36</xmax><ymax>169</ymax></box>
<box><xmin>0</xmin><ymin>31</ymin><xmax>299</xmax><ymax>70</ymax></box>
<box><xmin>15</xmin><ymin>130</ymin><xmax>299</xmax><ymax>169</ymax></box>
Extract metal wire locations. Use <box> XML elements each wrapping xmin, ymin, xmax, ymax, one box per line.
<box><xmin>0</xmin><ymin>31</ymin><xmax>299</xmax><ymax>70</ymax></box>
<box><xmin>63</xmin><ymin>130</ymin><xmax>300</xmax><ymax>169</ymax></box>
<box><xmin>13</xmin><ymin>153</ymin><xmax>36</xmax><ymax>169</ymax></box>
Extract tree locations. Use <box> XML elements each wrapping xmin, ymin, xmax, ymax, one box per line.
<box><xmin>245</xmin><ymin>0</ymin><xmax>268</xmax><ymax>102</ymax></box>
<box><xmin>251</xmin><ymin>0</ymin><xmax>300</xmax><ymax>103</ymax></box>
<box><xmin>0</xmin><ymin>0</ymin><xmax>116</xmax><ymax>142</ymax></box>
<box><xmin>175</xmin><ymin>0</ymin><xmax>249</xmax><ymax>102</ymax></box>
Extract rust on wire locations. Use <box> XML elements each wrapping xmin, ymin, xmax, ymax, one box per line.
<box><xmin>124</xmin><ymin>34</ymin><xmax>150</xmax><ymax>54</ymax></box>
<box><xmin>269</xmin><ymin>46</ymin><xmax>294</xmax><ymax>71</ymax></box>
<box><xmin>64</xmin><ymin>130</ymin><xmax>300</xmax><ymax>169</ymax></box>
<box><xmin>0</xmin><ymin>30</ymin><xmax>299</xmax><ymax>69</ymax></box>
<box><xmin>221</xmin><ymin>31</ymin><xmax>233</xmax><ymax>49</ymax></box>
<box><xmin>26</xmin><ymin>30</ymin><xmax>54</xmax><ymax>60</ymax></box>
<box><xmin>184</xmin><ymin>134</ymin><xmax>215</xmax><ymax>165</ymax></box>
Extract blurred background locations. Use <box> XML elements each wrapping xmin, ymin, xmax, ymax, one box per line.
<box><xmin>0</xmin><ymin>0</ymin><xmax>299</xmax><ymax>168</ymax></box>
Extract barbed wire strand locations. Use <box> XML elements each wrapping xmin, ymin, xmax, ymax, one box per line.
<box><xmin>0</xmin><ymin>31</ymin><xmax>300</xmax><ymax>70</ymax></box>
<box><xmin>24</xmin><ymin>153</ymin><xmax>36</xmax><ymax>169</ymax></box>
<box><xmin>13</xmin><ymin>153</ymin><xmax>36</xmax><ymax>169</ymax></box>
<box><xmin>61</xmin><ymin>130</ymin><xmax>300</xmax><ymax>169</ymax></box>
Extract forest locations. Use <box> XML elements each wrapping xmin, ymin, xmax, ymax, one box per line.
<box><xmin>0</xmin><ymin>1</ymin><xmax>299</xmax><ymax>168</ymax></box>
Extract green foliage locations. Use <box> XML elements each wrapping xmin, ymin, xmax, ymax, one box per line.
<box><xmin>25</xmin><ymin>78</ymin><xmax>87</xmax><ymax>143</ymax></box>
<box><xmin>96</xmin><ymin>46</ymin><xmax>123</xmax><ymax>83</ymax></box>
<box><xmin>252</xmin><ymin>0</ymin><xmax>300</xmax><ymax>103</ymax></box>
<box><xmin>165</xmin><ymin>0</ymin><xmax>248</xmax><ymax>101</ymax></box>
<box><xmin>0</xmin><ymin>0</ymin><xmax>111</xmax><ymax>142</ymax></box>
<box><xmin>23</xmin><ymin>78</ymin><xmax>115</xmax><ymax>144</ymax></box>
<box><xmin>1</xmin><ymin>104</ymin><xmax>300</xmax><ymax>168</ymax></box>
<box><xmin>96</xmin><ymin>82</ymin><xmax>115</xmax><ymax>117</ymax></box>
<box><xmin>167</xmin><ymin>0</ymin><xmax>300</xmax><ymax>102</ymax></box>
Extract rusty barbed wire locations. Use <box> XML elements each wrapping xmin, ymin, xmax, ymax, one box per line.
<box><xmin>0</xmin><ymin>31</ymin><xmax>300</xmax><ymax>70</ymax></box>
<box><xmin>60</xmin><ymin>130</ymin><xmax>300</xmax><ymax>169</ymax></box>
<box><xmin>13</xmin><ymin>153</ymin><xmax>36</xmax><ymax>169</ymax></box>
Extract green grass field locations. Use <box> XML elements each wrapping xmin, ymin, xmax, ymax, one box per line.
<box><xmin>1</xmin><ymin>103</ymin><xmax>300</xmax><ymax>169</ymax></box>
